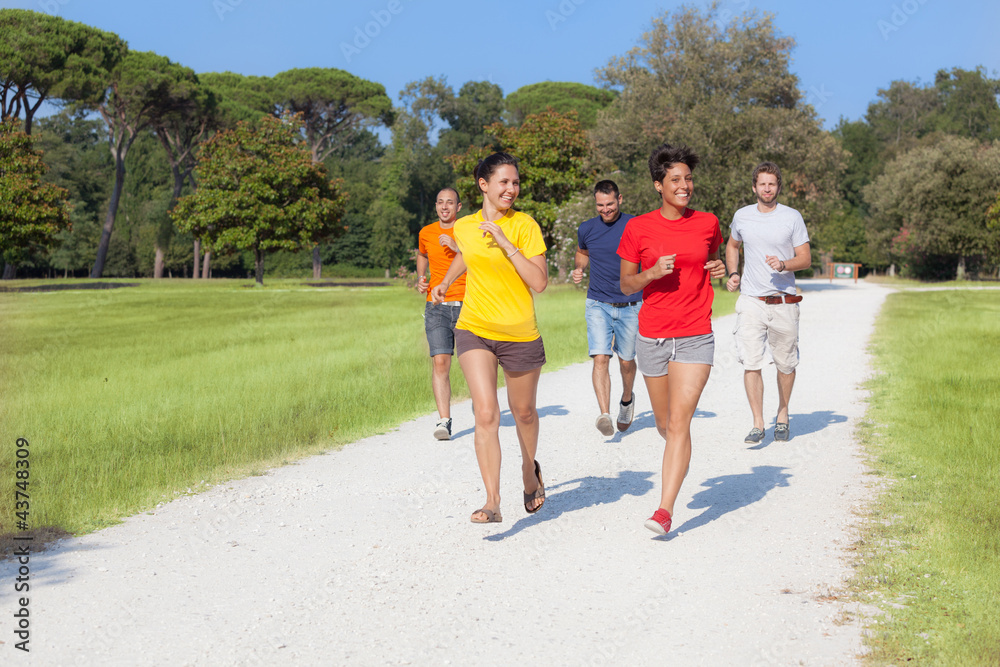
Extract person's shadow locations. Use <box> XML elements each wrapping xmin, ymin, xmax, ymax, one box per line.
<box><xmin>668</xmin><ymin>465</ymin><xmax>791</xmax><ymax>537</ymax></box>
<box><xmin>746</xmin><ymin>410</ymin><xmax>846</xmax><ymax>450</ymax></box>
<box><xmin>451</xmin><ymin>404</ymin><xmax>570</xmax><ymax>440</ymax></box>
<box><xmin>607</xmin><ymin>408</ymin><xmax>716</xmax><ymax>443</ymax></box>
<box><xmin>484</xmin><ymin>470</ymin><xmax>655</xmax><ymax>540</ymax></box>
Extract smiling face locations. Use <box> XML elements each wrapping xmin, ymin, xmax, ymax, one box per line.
<box><xmin>435</xmin><ymin>189</ymin><xmax>461</xmax><ymax>224</ymax></box>
<box><xmin>479</xmin><ymin>164</ymin><xmax>520</xmax><ymax>212</ymax></box>
<box><xmin>595</xmin><ymin>191</ymin><xmax>622</xmax><ymax>223</ymax></box>
<box><xmin>753</xmin><ymin>172</ymin><xmax>779</xmax><ymax>206</ymax></box>
<box><xmin>654</xmin><ymin>163</ymin><xmax>693</xmax><ymax>213</ymax></box>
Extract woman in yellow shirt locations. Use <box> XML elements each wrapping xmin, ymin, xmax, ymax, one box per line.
<box><xmin>431</xmin><ymin>153</ymin><xmax>548</xmax><ymax>523</ymax></box>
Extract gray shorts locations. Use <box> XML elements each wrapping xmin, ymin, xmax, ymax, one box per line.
<box><xmin>636</xmin><ymin>333</ymin><xmax>715</xmax><ymax>377</ymax></box>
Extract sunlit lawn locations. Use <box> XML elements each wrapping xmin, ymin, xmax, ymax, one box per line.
<box><xmin>0</xmin><ymin>277</ymin><xmax>735</xmax><ymax>541</ymax></box>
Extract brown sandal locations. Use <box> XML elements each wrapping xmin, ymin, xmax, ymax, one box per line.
<box><xmin>471</xmin><ymin>508</ymin><xmax>502</xmax><ymax>523</ymax></box>
<box><xmin>523</xmin><ymin>460</ymin><xmax>545</xmax><ymax>514</ymax></box>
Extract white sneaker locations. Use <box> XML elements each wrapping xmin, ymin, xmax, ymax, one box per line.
<box><xmin>433</xmin><ymin>418</ymin><xmax>452</xmax><ymax>440</ymax></box>
<box><xmin>596</xmin><ymin>413</ymin><xmax>614</xmax><ymax>436</ymax></box>
<box><xmin>617</xmin><ymin>399</ymin><xmax>635</xmax><ymax>432</ymax></box>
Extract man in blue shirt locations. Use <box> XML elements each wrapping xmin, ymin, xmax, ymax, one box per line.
<box><xmin>572</xmin><ymin>180</ymin><xmax>643</xmax><ymax>436</ymax></box>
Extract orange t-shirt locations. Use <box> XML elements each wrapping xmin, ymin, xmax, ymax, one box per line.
<box><xmin>418</xmin><ymin>221</ymin><xmax>466</xmax><ymax>302</ymax></box>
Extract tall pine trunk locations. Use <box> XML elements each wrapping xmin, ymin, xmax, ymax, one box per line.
<box><xmin>193</xmin><ymin>239</ymin><xmax>201</xmax><ymax>278</ymax></box>
<box><xmin>201</xmin><ymin>250</ymin><xmax>211</xmax><ymax>279</ymax></box>
<box><xmin>312</xmin><ymin>246</ymin><xmax>322</xmax><ymax>278</ymax></box>
<box><xmin>91</xmin><ymin>156</ymin><xmax>126</xmax><ymax>278</ymax></box>
<box><xmin>154</xmin><ymin>165</ymin><xmax>186</xmax><ymax>279</ymax></box>
<box><xmin>254</xmin><ymin>248</ymin><xmax>265</xmax><ymax>286</ymax></box>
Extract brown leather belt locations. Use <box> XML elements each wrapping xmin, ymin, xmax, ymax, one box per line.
<box><xmin>757</xmin><ymin>294</ymin><xmax>802</xmax><ymax>304</ymax></box>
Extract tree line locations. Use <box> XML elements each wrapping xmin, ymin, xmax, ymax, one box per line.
<box><xmin>2</xmin><ymin>5</ymin><xmax>999</xmax><ymax>283</ymax></box>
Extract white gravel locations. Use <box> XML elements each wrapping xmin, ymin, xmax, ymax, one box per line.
<box><xmin>5</xmin><ymin>279</ymin><xmax>890</xmax><ymax>666</ymax></box>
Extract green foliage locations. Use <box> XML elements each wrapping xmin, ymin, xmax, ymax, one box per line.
<box><xmin>505</xmin><ymin>81</ymin><xmax>616</xmax><ymax>129</ymax></box>
<box><xmin>863</xmin><ymin>135</ymin><xmax>1000</xmax><ymax>279</ymax></box>
<box><xmin>0</xmin><ymin>9</ymin><xmax>126</xmax><ymax>133</ymax></box>
<box><xmin>400</xmin><ymin>77</ymin><xmax>505</xmax><ymax>156</ymax></box>
<box><xmin>855</xmin><ymin>291</ymin><xmax>1000</xmax><ymax>664</ymax></box>
<box><xmin>272</xmin><ymin>67</ymin><xmax>394</xmax><ymax>163</ymax></box>
<box><xmin>448</xmin><ymin>109</ymin><xmax>592</xmax><ymax>247</ymax></box>
<box><xmin>593</xmin><ymin>3</ymin><xmax>845</xmax><ymax>237</ymax></box>
<box><xmin>0</xmin><ymin>118</ymin><xmax>72</xmax><ymax>263</ymax></box>
<box><xmin>197</xmin><ymin>71</ymin><xmax>271</xmax><ymax>127</ymax></box>
<box><xmin>171</xmin><ymin>115</ymin><xmax>347</xmax><ymax>284</ymax></box>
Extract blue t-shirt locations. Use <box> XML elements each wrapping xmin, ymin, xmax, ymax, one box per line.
<box><xmin>578</xmin><ymin>213</ymin><xmax>643</xmax><ymax>303</ymax></box>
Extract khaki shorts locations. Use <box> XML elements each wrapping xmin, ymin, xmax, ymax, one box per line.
<box><xmin>733</xmin><ymin>294</ymin><xmax>800</xmax><ymax>374</ymax></box>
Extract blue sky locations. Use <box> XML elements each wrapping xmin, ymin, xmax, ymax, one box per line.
<box><xmin>5</xmin><ymin>0</ymin><xmax>999</xmax><ymax>130</ymax></box>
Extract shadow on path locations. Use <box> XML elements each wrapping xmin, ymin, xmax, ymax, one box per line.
<box><xmin>747</xmin><ymin>410</ymin><xmax>846</xmax><ymax>450</ymax></box>
<box><xmin>451</xmin><ymin>404</ymin><xmax>570</xmax><ymax>440</ymax></box>
<box><xmin>606</xmin><ymin>407</ymin><xmax>716</xmax><ymax>443</ymax></box>
<box><xmin>670</xmin><ymin>465</ymin><xmax>791</xmax><ymax>537</ymax></box>
<box><xmin>484</xmin><ymin>470</ymin><xmax>655</xmax><ymax>541</ymax></box>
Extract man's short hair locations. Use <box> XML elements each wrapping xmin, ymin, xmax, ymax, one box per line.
<box><xmin>594</xmin><ymin>180</ymin><xmax>620</xmax><ymax>198</ymax></box>
<box><xmin>437</xmin><ymin>187</ymin><xmax>461</xmax><ymax>204</ymax></box>
<box><xmin>752</xmin><ymin>161</ymin><xmax>782</xmax><ymax>192</ymax></box>
<box><xmin>648</xmin><ymin>144</ymin><xmax>699</xmax><ymax>182</ymax></box>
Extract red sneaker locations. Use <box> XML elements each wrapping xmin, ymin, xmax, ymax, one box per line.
<box><xmin>644</xmin><ymin>508</ymin><xmax>672</xmax><ymax>535</ymax></box>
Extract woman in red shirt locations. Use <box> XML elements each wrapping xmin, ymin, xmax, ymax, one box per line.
<box><xmin>618</xmin><ymin>144</ymin><xmax>726</xmax><ymax>536</ymax></box>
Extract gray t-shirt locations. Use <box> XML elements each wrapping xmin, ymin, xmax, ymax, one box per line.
<box><xmin>730</xmin><ymin>203</ymin><xmax>809</xmax><ymax>297</ymax></box>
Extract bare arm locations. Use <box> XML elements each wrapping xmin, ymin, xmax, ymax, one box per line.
<box><xmin>725</xmin><ymin>236</ymin><xmax>742</xmax><ymax>292</ymax></box>
<box><xmin>571</xmin><ymin>248</ymin><xmax>589</xmax><ymax>284</ymax></box>
<box><xmin>415</xmin><ymin>252</ymin><xmax>429</xmax><ymax>294</ymax></box>
<box><xmin>478</xmin><ymin>219</ymin><xmax>548</xmax><ymax>293</ymax></box>
<box><xmin>765</xmin><ymin>242</ymin><xmax>811</xmax><ymax>273</ymax></box>
<box><xmin>620</xmin><ymin>255</ymin><xmax>675</xmax><ymax>296</ymax></box>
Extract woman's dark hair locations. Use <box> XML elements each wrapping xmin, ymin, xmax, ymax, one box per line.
<box><xmin>648</xmin><ymin>144</ymin><xmax>699</xmax><ymax>182</ymax></box>
<box><xmin>474</xmin><ymin>152</ymin><xmax>520</xmax><ymax>191</ymax></box>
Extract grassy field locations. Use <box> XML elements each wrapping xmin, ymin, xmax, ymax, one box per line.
<box><xmin>0</xmin><ymin>277</ymin><xmax>736</xmax><ymax>541</ymax></box>
<box><xmin>853</xmin><ymin>289</ymin><xmax>1000</xmax><ymax>665</ymax></box>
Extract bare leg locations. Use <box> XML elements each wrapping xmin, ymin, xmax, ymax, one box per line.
<box><xmin>644</xmin><ymin>362</ymin><xmax>712</xmax><ymax>515</ymax></box>
<box><xmin>504</xmin><ymin>367</ymin><xmax>543</xmax><ymax>510</ymax></box>
<box><xmin>744</xmin><ymin>369</ymin><xmax>765</xmax><ymax>430</ymax></box>
<box><xmin>458</xmin><ymin>349</ymin><xmax>502</xmax><ymax>520</ymax></box>
<box><xmin>619</xmin><ymin>357</ymin><xmax>637</xmax><ymax>404</ymax></box>
<box><xmin>591</xmin><ymin>354</ymin><xmax>611</xmax><ymax>414</ymax></box>
<box><xmin>776</xmin><ymin>369</ymin><xmax>796</xmax><ymax>423</ymax></box>
<box><xmin>430</xmin><ymin>353</ymin><xmax>452</xmax><ymax>419</ymax></box>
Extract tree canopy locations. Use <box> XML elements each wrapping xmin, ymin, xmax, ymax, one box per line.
<box><xmin>0</xmin><ymin>9</ymin><xmax>126</xmax><ymax>134</ymax></box>
<box><xmin>0</xmin><ymin>118</ymin><xmax>72</xmax><ymax>266</ymax></box>
<box><xmin>171</xmin><ymin>115</ymin><xmax>347</xmax><ymax>285</ymax></box>
<box><xmin>505</xmin><ymin>82</ymin><xmax>615</xmax><ymax>129</ymax></box>
<box><xmin>593</xmin><ymin>4</ymin><xmax>844</xmax><ymax>232</ymax></box>
<box><xmin>864</xmin><ymin>135</ymin><xmax>1000</xmax><ymax>279</ymax></box>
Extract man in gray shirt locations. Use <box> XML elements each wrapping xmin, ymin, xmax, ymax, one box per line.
<box><xmin>725</xmin><ymin>162</ymin><xmax>811</xmax><ymax>444</ymax></box>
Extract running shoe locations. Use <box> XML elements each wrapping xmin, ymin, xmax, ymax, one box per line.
<box><xmin>644</xmin><ymin>508</ymin><xmax>672</xmax><ymax>535</ymax></box>
<box><xmin>616</xmin><ymin>399</ymin><xmax>635</xmax><ymax>432</ymax></box>
<box><xmin>433</xmin><ymin>418</ymin><xmax>452</xmax><ymax>441</ymax></box>
<box><xmin>744</xmin><ymin>427</ymin><xmax>764</xmax><ymax>444</ymax></box>
<box><xmin>596</xmin><ymin>413</ymin><xmax>614</xmax><ymax>436</ymax></box>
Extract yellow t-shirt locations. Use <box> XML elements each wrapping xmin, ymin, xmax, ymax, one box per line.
<box><xmin>454</xmin><ymin>208</ymin><xmax>547</xmax><ymax>342</ymax></box>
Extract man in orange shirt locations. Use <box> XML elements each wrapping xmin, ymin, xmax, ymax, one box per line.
<box><xmin>416</xmin><ymin>188</ymin><xmax>465</xmax><ymax>440</ymax></box>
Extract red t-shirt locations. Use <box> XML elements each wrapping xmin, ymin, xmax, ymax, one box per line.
<box><xmin>617</xmin><ymin>208</ymin><xmax>724</xmax><ymax>338</ymax></box>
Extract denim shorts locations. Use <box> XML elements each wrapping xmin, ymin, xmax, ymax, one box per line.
<box><xmin>636</xmin><ymin>333</ymin><xmax>715</xmax><ymax>377</ymax></box>
<box><xmin>585</xmin><ymin>298</ymin><xmax>640</xmax><ymax>360</ymax></box>
<box><xmin>455</xmin><ymin>329</ymin><xmax>546</xmax><ymax>372</ymax></box>
<box><xmin>424</xmin><ymin>301</ymin><xmax>462</xmax><ymax>356</ymax></box>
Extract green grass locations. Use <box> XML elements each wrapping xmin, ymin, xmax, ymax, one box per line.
<box><xmin>853</xmin><ymin>290</ymin><xmax>1000</xmax><ymax>665</ymax></box>
<box><xmin>0</xmin><ymin>278</ymin><xmax>735</xmax><ymax>541</ymax></box>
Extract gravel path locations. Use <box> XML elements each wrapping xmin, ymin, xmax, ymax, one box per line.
<box><xmin>5</xmin><ymin>279</ymin><xmax>889</xmax><ymax>666</ymax></box>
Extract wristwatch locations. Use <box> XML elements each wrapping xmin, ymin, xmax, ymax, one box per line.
<box><xmin>728</xmin><ymin>272</ymin><xmax>739</xmax><ymax>278</ymax></box>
